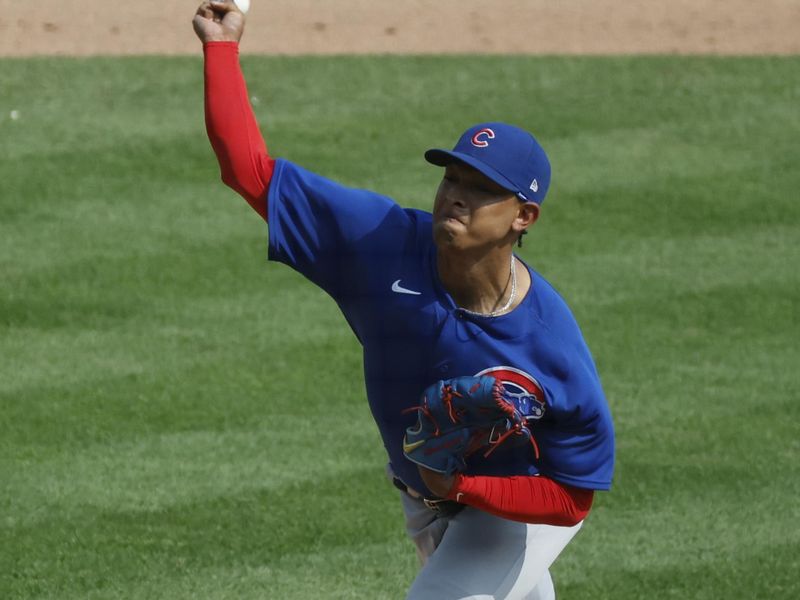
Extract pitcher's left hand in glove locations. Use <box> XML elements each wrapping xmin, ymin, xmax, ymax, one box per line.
<box><xmin>402</xmin><ymin>375</ymin><xmax>540</xmax><ymax>476</ymax></box>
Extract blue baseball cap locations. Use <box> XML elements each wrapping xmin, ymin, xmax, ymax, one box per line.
<box><xmin>425</xmin><ymin>122</ymin><xmax>551</xmax><ymax>204</ymax></box>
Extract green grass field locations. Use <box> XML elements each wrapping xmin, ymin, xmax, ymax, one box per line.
<box><xmin>1</xmin><ymin>54</ymin><xmax>799</xmax><ymax>599</ymax></box>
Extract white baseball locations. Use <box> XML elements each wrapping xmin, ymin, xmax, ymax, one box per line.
<box><xmin>233</xmin><ymin>0</ymin><xmax>250</xmax><ymax>14</ymax></box>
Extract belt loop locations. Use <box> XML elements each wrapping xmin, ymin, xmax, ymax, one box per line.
<box><xmin>392</xmin><ymin>476</ymin><xmax>409</xmax><ymax>494</ymax></box>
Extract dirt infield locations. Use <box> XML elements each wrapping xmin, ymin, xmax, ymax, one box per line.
<box><xmin>1</xmin><ymin>0</ymin><xmax>799</xmax><ymax>57</ymax></box>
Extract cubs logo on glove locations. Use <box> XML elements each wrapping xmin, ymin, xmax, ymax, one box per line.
<box><xmin>402</xmin><ymin>375</ymin><xmax>541</xmax><ymax>475</ymax></box>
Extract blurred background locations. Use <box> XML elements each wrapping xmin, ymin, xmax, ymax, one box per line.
<box><xmin>1</xmin><ymin>1</ymin><xmax>798</xmax><ymax>599</ymax></box>
<box><xmin>2</xmin><ymin>0</ymin><xmax>800</xmax><ymax>56</ymax></box>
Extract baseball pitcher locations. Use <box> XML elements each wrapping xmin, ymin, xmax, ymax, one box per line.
<box><xmin>193</xmin><ymin>2</ymin><xmax>615</xmax><ymax>598</ymax></box>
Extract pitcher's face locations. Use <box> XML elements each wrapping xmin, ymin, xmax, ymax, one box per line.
<box><xmin>432</xmin><ymin>163</ymin><xmax>523</xmax><ymax>251</ymax></box>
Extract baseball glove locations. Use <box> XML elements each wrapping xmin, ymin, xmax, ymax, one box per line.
<box><xmin>402</xmin><ymin>375</ymin><xmax>540</xmax><ymax>476</ymax></box>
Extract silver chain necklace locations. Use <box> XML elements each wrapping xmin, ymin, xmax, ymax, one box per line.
<box><xmin>459</xmin><ymin>255</ymin><xmax>517</xmax><ymax>318</ymax></box>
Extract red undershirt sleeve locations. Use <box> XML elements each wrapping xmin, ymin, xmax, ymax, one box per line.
<box><xmin>203</xmin><ymin>41</ymin><xmax>274</xmax><ymax>221</ymax></box>
<box><xmin>446</xmin><ymin>474</ymin><xmax>594</xmax><ymax>527</ymax></box>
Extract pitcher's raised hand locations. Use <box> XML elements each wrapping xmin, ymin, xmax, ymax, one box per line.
<box><xmin>192</xmin><ymin>1</ymin><xmax>245</xmax><ymax>44</ymax></box>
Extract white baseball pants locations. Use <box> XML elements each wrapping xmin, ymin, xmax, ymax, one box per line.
<box><xmin>397</xmin><ymin>484</ymin><xmax>583</xmax><ymax>600</ymax></box>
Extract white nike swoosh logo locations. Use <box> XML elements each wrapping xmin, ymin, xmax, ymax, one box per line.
<box><xmin>392</xmin><ymin>280</ymin><xmax>421</xmax><ymax>295</ymax></box>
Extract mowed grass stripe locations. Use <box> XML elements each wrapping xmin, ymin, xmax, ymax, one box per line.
<box><xmin>4</xmin><ymin>468</ymin><xmax>409</xmax><ymax>599</ymax></box>
<box><xmin>5</xmin><ymin>420</ymin><xmax>384</xmax><ymax>524</ymax></box>
<box><xmin>1</xmin><ymin>55</ymin><xmax>799</xmax><ymax>599</ymax></box>
<box><xmin>2</xmin><ymin>323</ymin><xmax>362</xmax><ymax>449</ymax></box>
<box><xmin>54</xmin><ymin>540</ymin><xmax>416</xmax><ymax>600</ymax></box>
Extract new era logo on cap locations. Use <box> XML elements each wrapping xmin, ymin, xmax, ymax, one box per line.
<box><xmin>424</xmin><ymin>122</ymin><xmax>552</xmax><ymax>204</ymax></box>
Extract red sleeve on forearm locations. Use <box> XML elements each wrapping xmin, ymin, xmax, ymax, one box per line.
<box><xmin>204</xmin><ymin>42</ymin><xmax>274</xmax><ymax>221</ymax></box>
<box><xmin>447</xmin><ymin>474</ymin><xmax>594</xmax><ymax>527</ymax></box>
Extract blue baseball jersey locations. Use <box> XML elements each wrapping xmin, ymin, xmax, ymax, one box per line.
<box><xmin>267</xmin><ymin>159</ymin><xmax>615</xmax><ymax>495</ymax></box>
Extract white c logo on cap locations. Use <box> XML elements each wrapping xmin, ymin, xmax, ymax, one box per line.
<box><xmin>471</xmin><ymin>128</ymin><xmax>495</xmax><ymax>148</ymax></box>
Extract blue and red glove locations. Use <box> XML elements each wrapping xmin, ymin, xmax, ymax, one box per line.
<box><xmin>402</xmin><ymin>376</ymin><xmax>540</xmax><ymax>475</ymax></box>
